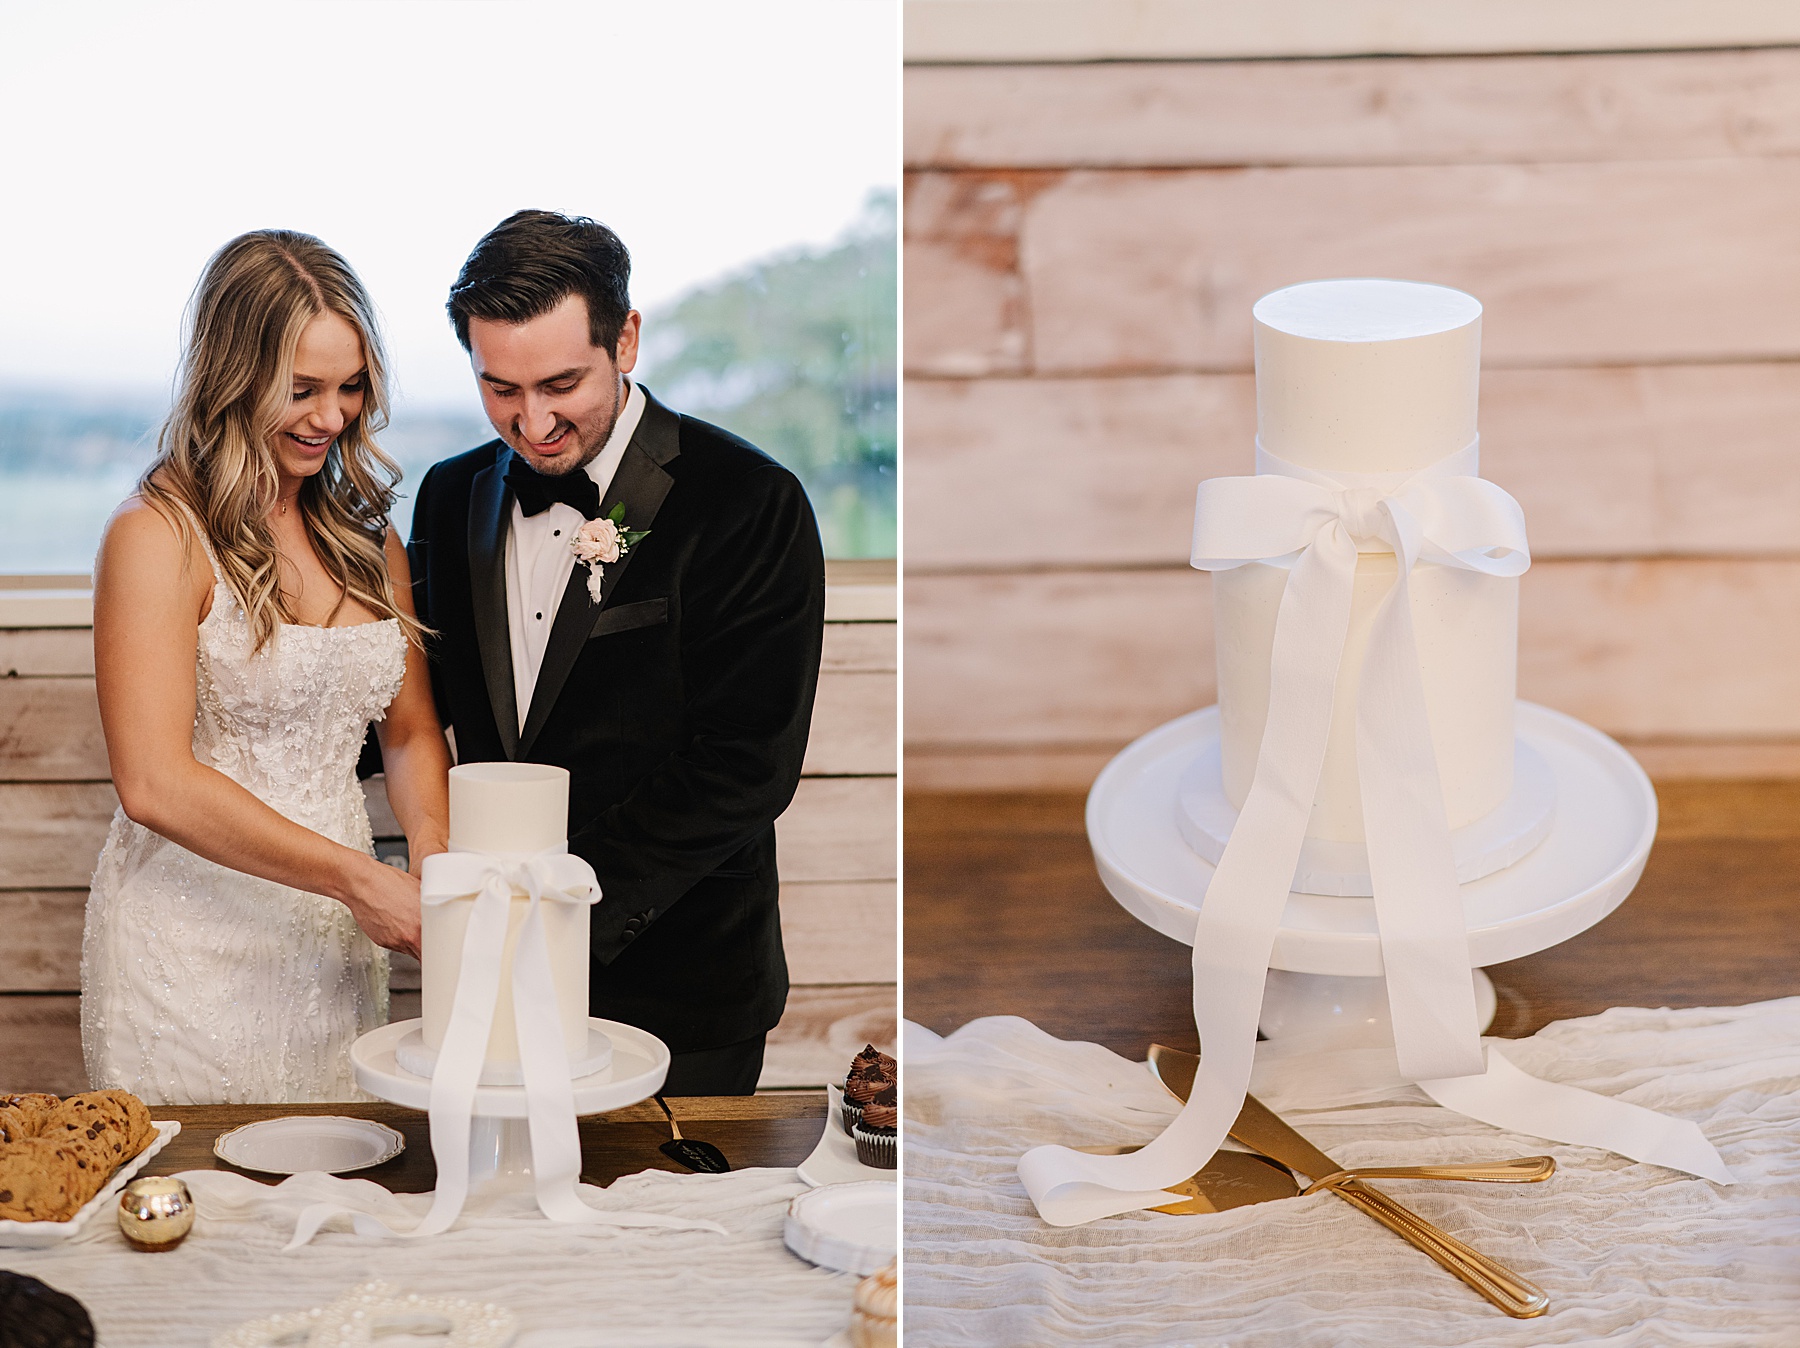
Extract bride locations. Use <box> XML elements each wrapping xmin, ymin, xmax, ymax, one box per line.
<box><xmin>82</xmin><ymin>230</ymin><xmax>450</xmax><ymax>1105</ymax></box>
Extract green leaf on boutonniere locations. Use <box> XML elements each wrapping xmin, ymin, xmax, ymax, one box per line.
<box><xmin>607</xmin><ymin>503</ymin><xmax>627</xmax><ymax>526</ymax></box>
<box><xmin>622</xmin><ymin>528</ymin><xmax>651</xmax><ymax>548</ymax></box>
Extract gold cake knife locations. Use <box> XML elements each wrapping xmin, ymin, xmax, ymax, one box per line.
<box><xmin>1147</xmin><ymin>1044</ymin><xmax>1549</xmax><ymax>1319</ymax></box>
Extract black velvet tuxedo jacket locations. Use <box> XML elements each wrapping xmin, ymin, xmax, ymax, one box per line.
<box><xmin>407</xmin><ymin>387</ymin><xmax>826</xmax><ymax>1053</ymax></box>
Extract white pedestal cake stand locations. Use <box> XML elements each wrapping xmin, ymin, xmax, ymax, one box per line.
<box><xmin>351</xmin><ymin>1017</ymin><xmax>670</xmax><ymax>1193</ymax></box>
<box><xmin>1086</xmin><ymin>701</ymin><xmax>1656</xmax><ymax>1046</ymax></box>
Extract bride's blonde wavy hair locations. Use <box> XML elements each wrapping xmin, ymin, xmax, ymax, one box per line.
<box><xmin>140</xmin><ymin>229</ymin><xmax>427</xmax><ymax>653</ymax></box>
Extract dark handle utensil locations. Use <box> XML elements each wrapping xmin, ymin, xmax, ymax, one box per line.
<box><xmin>656</xmin><ymin>1096</ymin><xmax>731</xmax><ymax>1173</ymax></box>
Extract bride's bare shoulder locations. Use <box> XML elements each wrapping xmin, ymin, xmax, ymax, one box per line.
<box><xmin>96</xmin><ymin>492</ymin><xmax>212</xmax><ymax>614</ymax></box>
<box><xmin>101</xmin><ymin>493</ymin><xmax>185</xmax><ymax>563</ymax></box>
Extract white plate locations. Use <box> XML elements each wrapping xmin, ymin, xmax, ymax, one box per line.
<box><xmin>0</xmin><ymin>1119</ymin><xmax>181</xmax><ymax>1248</ymax></box>
<box><xmin>798</xmin><ymin>1086</ymin><xmax>898</xmax><ymax>1188</ymax></box>
<box><xmin>784</xmin><ymin>1180</ymin><xmax>897</xmax><ymax>1277</ymax></box>
<box><xmin>213</xmin><ymin>1115</ymin><xmax>405</xmax><ymax>1175</ymax></box>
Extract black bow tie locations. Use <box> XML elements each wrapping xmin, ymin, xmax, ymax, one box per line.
<box><xmin>505</xmin><ymin>456</ymin><xmax>601</xmax><ymax>519</ymax></box>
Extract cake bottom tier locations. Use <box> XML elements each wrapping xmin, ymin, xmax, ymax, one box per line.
<box><xmin>1214</xmin><ymin>555</ymin><xmax>1518</xmax><ymax>841</ymax></box>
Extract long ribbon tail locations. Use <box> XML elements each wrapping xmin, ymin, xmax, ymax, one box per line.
<box><xmin>1358</xmin><ymin>503</ymin><xmax>1484</xmax><ymax>1082</ymax></box>
<box><xmin>513</xmin><ymin>871</ymin><xmax>594</xmax><ymax>1223</ymax></box>
<box><xmin>1421</xmin><ymin>1043</ymin><xmax>1734</xmax><ymax>1184</ymax></box>
<box><xmin>416</xmin><ymin>878</ymin><xmax>513</xmax><ymax>1236</ymax></box>
<box><xmin>1020</xmin><ymin>531</ymin><xmax>1358</xmax><ymax>1224</ymax></box>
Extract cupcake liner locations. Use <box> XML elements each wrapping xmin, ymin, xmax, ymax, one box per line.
<box><xmin>838</xmin><ymin>1079</ymin><xmax>867</xmax><ymax>1137</ymax></box>
<box><xmin>853</xmin><ymin>1124</ymin><xmax>896</xmax><ymax>1169</ymax></box>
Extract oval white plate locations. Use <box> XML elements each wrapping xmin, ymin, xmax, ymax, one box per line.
<box><xmin>214</xmin><ymin>1115</ymin><xmax>405</xmax><ymax>1175</ymax></box>
<box><xmin>784</xmin><ymin>1180</ymin><xmax>897</xmax><ymax>1277</ymax></box>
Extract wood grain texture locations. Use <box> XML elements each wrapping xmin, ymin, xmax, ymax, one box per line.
<box><xmin>0</xmin><ymin>629</ymin><xmax>92</xmax><ymax>676</ymax></box>
<box><xmin>780</xmin><ymin>881</ymin><xmax>897</xmax><ymax>985</ymax></box>
<box><xmin>906</xmin><ymin>560</ymin><xmax>1800</xmax><ymax>752</ymax></box>
<box><xmin>0</xmin><ymin>782</ymin><xmax>118</xmax><ymax>888</ymax></box>
<box><xmin>801</xmin><ymin>671</ymin><xmax>897</xmax><ymax>776</ymax></box>
<box><xmin>904</xmin><ymin>171</ymin><xmax>1044</xmax><ymax>378</ymax></box>
<box><xmin>1517</xmin><ymin>560</ymin><xmax>1800</xmax><ymax>738</ymax></box>
<box><xmin>1017</xmin><ymin>159</ymin><xmax>1800</xmax><ymax>374</ymax></box>
<box><xmin>0</xmin><ymin>677</ymin><xmax>107</xmax><ymax>781</ymax></box>
<box><xmin>0</xmin><ymin>890</ymin><xmax>85</xmax><ymax>992</ymax></box>
<box><xmin>905</xmin><ymin>789</ymin><xmax>1800</xmax><ymax>1057</ymax></box>
<box><xmin>906</xmin><ymin>569</ymin><xmax>1213</xmax><ymax>749</ymax></box>
<box><xmin>905</xmin><ymin>0</ymin><xmax>1800</xmax><ymax>65</ymax></box>
<box><xmin>761</xmin><ymin>983</ymin><xmax>898</xmax><ymax>1090</ymax></box>
<box><xmin>775</xmin><ymin>776</ymin><xmax>898</xmax><ymax>882</ymax></box>
<box><xmin>905</xmin><ymin>364</ymin><xmax>1800</xmax><ymax>569</ymax></box>
<box><xmin>907</xmin><ymin>49</ymin><xmax>1800</xmax><ymax>169</ymax></box>
<box><xmin>0</xmin><ymin>994</ymin><xmax>84</xmax><ymax>1094</ymax></box>
<box><xmin>822</xmin><ymin>620</ymin><xmax>896</xmax><ymax>672</ymax></box>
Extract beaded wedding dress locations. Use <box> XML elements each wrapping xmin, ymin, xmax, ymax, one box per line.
<box><xmin>81</xmin><ymin>524</ymin><xmax>408</xmax><ymax>1105</ymax></box>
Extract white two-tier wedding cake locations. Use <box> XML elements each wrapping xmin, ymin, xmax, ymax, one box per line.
<box><xmin>397</xmin><ymin>762</ymin><xmax>610</xmax><ymax>1086</ymax></box>
<box><xmin>1177</xmin><ymin>278</ymin><xmax>1555</xmax><ymax>895</ymax></box>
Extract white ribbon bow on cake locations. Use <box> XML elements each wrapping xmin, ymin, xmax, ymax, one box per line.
<box><xmin>1018</xmin><ymin>441</ymin><xmax>1732</xmax><ymax>1228</ymax></box>
<box><xmin>288</xmin><ymin>849</ymin><xmax>722</xmax><ymax>1247</ymax></box>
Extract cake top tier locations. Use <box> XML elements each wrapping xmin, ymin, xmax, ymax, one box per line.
<box><xmin>447</xmin><ymin>761</ymin><xmax>568</xmax><ymax>854</ymax></box>
<box><xmin>1253</xmin><ymin>278</ymin><xmax>1481</xmax><ymax>475</ymax></box>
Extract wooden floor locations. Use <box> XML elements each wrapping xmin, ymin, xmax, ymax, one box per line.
<box><xmin>904</xmin><ymin>782</ymin><xmax>1800</xmax><ymax>1055</ymax></box>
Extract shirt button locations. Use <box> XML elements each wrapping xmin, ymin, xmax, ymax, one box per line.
<box><xmin>535</xmin><ymin>612</ymin><xmax>543</xmax><ymax>620</ymax></box>
<box><xmin>553</xmin><ymin>530</ymin><xmax>561</xmax><ymax>537</ymax></box>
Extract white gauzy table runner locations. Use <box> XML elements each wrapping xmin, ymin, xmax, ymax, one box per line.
<box><xmin>905</xmin><ymin>1000</ymin><xmax>1800</xmax><ymax>1347</ymax></box>
<box><xmin>0</xmin><ymin>1166</ymin><xmax>855</xmax><ymax>1347</ymax></box>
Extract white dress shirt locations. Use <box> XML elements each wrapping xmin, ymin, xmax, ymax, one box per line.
<box><xmin>504</xmin><ymin>379</ymin><xmax>646</xmax><ymax>732</ymax></box>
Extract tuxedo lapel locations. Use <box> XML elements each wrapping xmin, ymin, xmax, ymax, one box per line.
<box><xmin>517</xmin><ymin>389</ymin><xmax>680</xmax><ymax>758</ymax></box>
<box><xmin>467</xmin><ymin>450</ymin><xmax>520</xmax><ymax>759</ymax></box>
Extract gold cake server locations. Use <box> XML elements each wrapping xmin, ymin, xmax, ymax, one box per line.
<box><xmin>1147</xmin><ymin>1044</ymin><xmax>1549</xmax><ymax>1319</ymax></box>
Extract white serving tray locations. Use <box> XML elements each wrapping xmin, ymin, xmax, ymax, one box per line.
<box><xmin>0</xmin><ymin>1119</ymin><xmax>181</xmax><ymax>1248</ymax></box>
<box><xmin>783</xmin><ymin>1180</ymin><xmax>897</xmax><ymax>1277</ymax></box>
<box><xmin>798</xmin><ymin>1086</ymin><xmax>898</xmax><ymax>1188</ymax></box>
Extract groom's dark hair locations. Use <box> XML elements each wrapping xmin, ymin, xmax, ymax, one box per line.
<box><xmin>447</xmin><ymin>210</ymin><xmax>633</xmax><ymax>356</ymax></box>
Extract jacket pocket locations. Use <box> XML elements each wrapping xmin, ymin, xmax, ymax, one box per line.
<box><xmin>589</xmin><ymin>596</ymin><xmax>669</xmax><ymax>639</ymax></box>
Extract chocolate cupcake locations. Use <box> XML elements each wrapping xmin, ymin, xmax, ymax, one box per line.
<box><xmin>841</xmin><ymin>1045</ymin><xmax>894</xmax><ymax>1135</ymax></box>
<box><xmin>852</xmin><ymin>1084</ymin><xmax>897</xmax><ymax>1169</ymax></box>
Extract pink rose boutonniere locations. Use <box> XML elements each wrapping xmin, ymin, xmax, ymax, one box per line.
<box><xmin>570</xmin><ymin>504</ymin><xmax>651</xmax><ymax>602</ymax></box>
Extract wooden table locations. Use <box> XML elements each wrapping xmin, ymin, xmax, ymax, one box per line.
<box><xmin>906</xmin><ymin>783</ymin><xmax>1800</xmax><ymax>1055</ymax></box>
<box><xmin>144</xmin><ymin>1093</ymin><xmax>826</xmax><ymax>1192</ymax></box>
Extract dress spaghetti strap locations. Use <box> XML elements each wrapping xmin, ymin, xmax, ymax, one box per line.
<box><xmin>168</xmin><ymin>497</ymin><xmax>226</xmax><ymax>589</ymax></box>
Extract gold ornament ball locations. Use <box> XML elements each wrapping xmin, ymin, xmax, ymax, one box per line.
<box><xmin>117</xmin><ymin>1176</ymin><xmax>194</xmax><ymax>1251</ymax></box>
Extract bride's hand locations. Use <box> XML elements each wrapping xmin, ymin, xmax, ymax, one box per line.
<box><xmin>344</xmin><ymin>855</ymin><xmax>423</xmax><ymax>958</ymax></box>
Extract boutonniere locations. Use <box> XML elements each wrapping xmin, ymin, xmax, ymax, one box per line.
<box><xmin>570</xmin><ymin>505</ymin><xmax>651</xmax><ymax>602</ymax></box>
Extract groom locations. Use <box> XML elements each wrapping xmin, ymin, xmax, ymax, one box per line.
<box><xmin>408</xmin><ymin>210</ymin><xmax>826</xmax><ymax>1094</ymax></box>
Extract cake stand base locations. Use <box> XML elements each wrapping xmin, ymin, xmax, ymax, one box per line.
<box><xmin>1259</xmin><ymin>968</ymin><xmax>1497</xmax><ymax>1044</ymax></box>
<box><xmin>350</xmin><ymin>1016</ymin><xmax>670</xmax><ymax>1194</ymax></box>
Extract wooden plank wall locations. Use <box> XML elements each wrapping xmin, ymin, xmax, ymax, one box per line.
<box><xmin>905</xmin><ymin>47</ymin><xmax>1800</xmax><ymax>788</ymax></box>
<box><xmin>0</xmin><ymin>562</ymin><xmax>895</xmax><ymax>1094</ymax></box>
